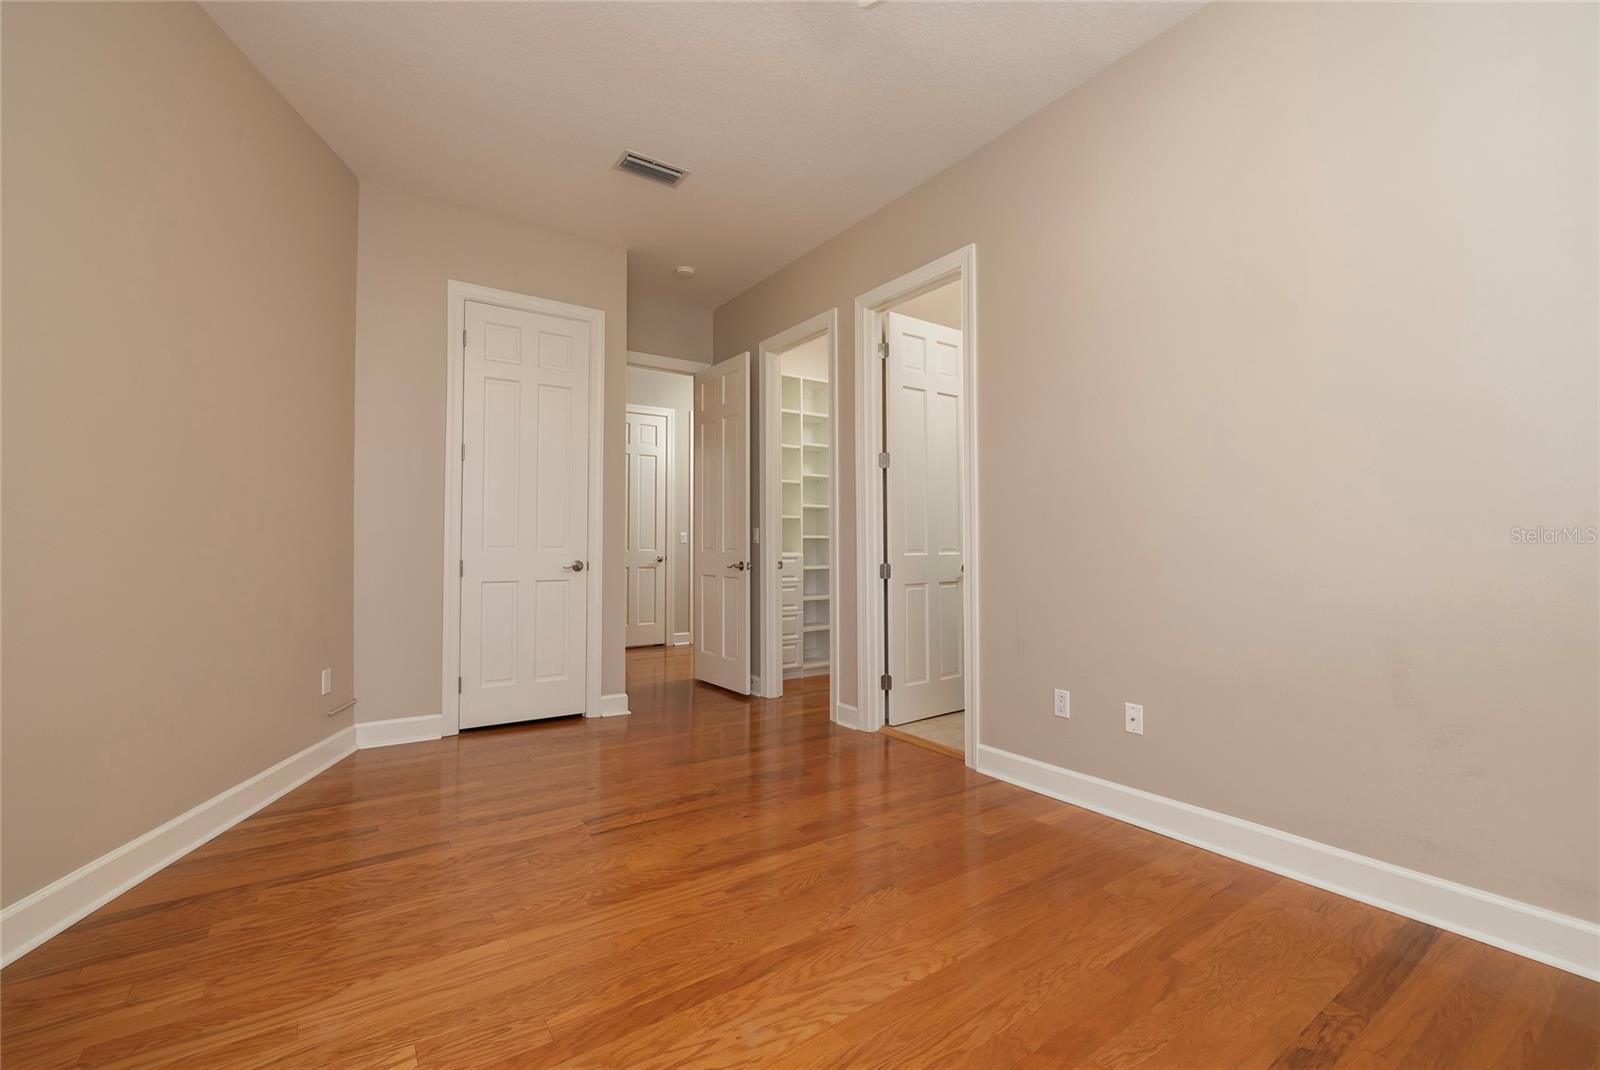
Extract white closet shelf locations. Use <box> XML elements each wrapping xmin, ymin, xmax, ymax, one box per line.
<box><xmin>782</xmin><ymin>370</ymin><xmax>831</xmax><ymax>677</ymax></box>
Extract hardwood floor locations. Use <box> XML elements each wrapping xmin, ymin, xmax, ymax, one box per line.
<box><xmin>3</xmin><ymin>645</ymin><xmax>1595</xmax><ymax>1068</ymax></box>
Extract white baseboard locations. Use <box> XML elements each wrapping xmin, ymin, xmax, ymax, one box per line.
<box><xmin>594</xmin><ymin>692</ymin><xmax>630</xmax><ymax>717</ymax></box>
<box><xmin>671</xmin><ymin>631</ymin><xmax>692</xmax><ymax>647</ymax></box>
<box><xmin>355</xmin><ymin>714</ymin><xmax>443</xmax><ymax>749</ymax></box>
<box><xmin>976</xmin><ymin>744</ymin><xmax>1600</xmax><ymax>981</ymax></box>
<box><xmin>833</xmin><ymin>700</ymin><xmax>862</xmax><ymax>731</ymax></box>
<box><xmin>784</xmin><ymin>665</ymin><xmax>830</xmax><ymax>681</ymax></box>
<box><xmin>0</xmin><ymin>726</ymin><xmax>358</xmax><ymax>968</ymax></box>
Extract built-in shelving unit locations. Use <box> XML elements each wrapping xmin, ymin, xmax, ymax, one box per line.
<box><xmin>781</xmin><ymin>373</ymin><xmax>829</xmax><ymax>675</ymax></box>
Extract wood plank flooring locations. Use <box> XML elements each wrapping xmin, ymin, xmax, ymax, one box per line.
<box><xmin>2</xmin><ymin>645</ymin><xmax>1595</xmax><ymax>1068</ymax></box>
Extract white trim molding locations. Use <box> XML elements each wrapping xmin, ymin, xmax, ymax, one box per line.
<box><xmin>443</xmin><ymin>280</ymin><xmax>607</xmax><ymax>733</ymax></box>
<box><xmin>356</xmin><ymin>715</ymin><xmax>444</xmax><ymax>750</ymax></box>
<box><xmin>833</xmin><ymin>701</ymin><xmax>863</xmax><ymax>732</ymax></box>
<box><xmin>671</xmin><ymin>630</ymin><xmax>692</xmax><ymax>647</ymax></box>
<box><xmin>627</xmin><ymin>350</ymin><xmax>708</xmax><ymax>375</ymax></box>
<box><xmin>855</xmin><ymin>245</ymin><xmax>979</xmax><ymax>766</ymax></box>
<box><xmin>596</xmin><ymin>692</ymin><xmax>631</xmax><ymax>717</ymax></box>
<box><xmin>977</xmin><ymin>744</ymin><xmax>1600</xmax><ymax>982</ymax></box>
<box><xmin>1</xmin><ymin>727</ymin><xmax>358</xmax><ymax>968</ymax></box>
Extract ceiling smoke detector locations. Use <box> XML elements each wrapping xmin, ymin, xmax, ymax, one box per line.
<box><xmin>615</xmin><ymin>151</ymin><xmax>688</xmax><ymax>187</ymax></box>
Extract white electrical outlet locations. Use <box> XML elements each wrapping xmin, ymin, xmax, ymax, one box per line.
<box><xmin>1125</xmin><ymin>702</ymin><xmax>1144</xmax><ymax>735</ymax></box>
<box><xmin>1054</xmin><ymin>689</ymin><xmax>1070</xmax><ymax>718</ymax></box>
<box><xmin>321</xmin><ymin>668</ymin><xmax>333</xmax><ymax>697</ymax></box>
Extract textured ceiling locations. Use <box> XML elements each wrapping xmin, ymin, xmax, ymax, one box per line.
<box><xmin>206</xmin><ymin>2</ymin><xmax>1201</xmax><ymax>309</ymax></box>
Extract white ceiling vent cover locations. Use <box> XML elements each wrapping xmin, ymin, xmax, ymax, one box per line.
<box><xmin>615</xmin><ymin>151</ymin><xmax>688</xmax><ymax>187</ymax></box>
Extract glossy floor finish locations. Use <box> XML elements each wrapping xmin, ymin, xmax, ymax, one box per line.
<box><xmin>2</xmin><ymin>647</ymin><xmax>1596</xmax><ymax>1068</ymax></box>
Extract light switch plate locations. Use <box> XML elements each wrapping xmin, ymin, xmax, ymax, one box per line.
<box><xmin>320</xmin><ymin>669</ymin><xmax>333</xmax><ymax>697</ymax></box>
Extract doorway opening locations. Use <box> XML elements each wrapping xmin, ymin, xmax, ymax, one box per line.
<box><xmin>854</xmin><ymin>246</ymin><xmax>978</xmax><ymax>765</ymax></box>
<box><xmin>624</xmin><ymin>361</ymin><xmax>696</xmax><ymax>651</ymax></box>
<box><xmin>757</xmin><ymin>311</ymin><xmax>839</xmax><ymax>708</ymax></box>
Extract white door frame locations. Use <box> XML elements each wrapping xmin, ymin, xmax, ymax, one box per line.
<box><xmin>757</xmin><ymin>309</ymin><xmax>839</xmax><ymax>704</ymax></box>
<box><xmin>627</xmin><ymin>350</ymin><xmax>707</xmax><ymax>375</ymax></box>
<box><xmin>853</xmin><ymin>245</ymin><xmax>979</xmax><ymax>765</ymax></box>
<box><xmin>442</xmin><ymin>279</ymin><xmax>606</xmax><ymax>735</ymax></box>
<box><xmin>625</xmin><ymin>402</ymin><xmax>676</xmax><ymax>648</ymax></box>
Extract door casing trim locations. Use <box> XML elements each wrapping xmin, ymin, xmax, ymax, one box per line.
<box><xmin>852</xmin><ymin>245</ymin><xmax>979</xmax><ymax>766</ymax></box>
<box><xmin>443</xmin><ymin>279</ymin><xmax>606</xmax><ymax>734</ymax></box>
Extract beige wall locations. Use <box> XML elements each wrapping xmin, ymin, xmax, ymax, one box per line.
<box><xmin>627</xmin><ymin>289</ymin><xmax>713</xmax><ymax>363</ymax></box>
<box><xmin>354</xmin><ymin>183</ymin><xmax>628</xmax><ymax>724</ymax></box>
<box><xmin>1</xmin><ymin>3</ymin><xmax>358</xmax><ymax>905</ymax></box>
<box><xmin>715</xmin><ymin>2</ymin><xmax>1598</xmax><ymax>919</ymax></box>
<box><xmin>625</xmin><ymin>366</ymin><xmax>694</xmax><ymax>641</ymax></box>
<box><xmin>892</xmin><ymin>280</ymin><xmax>962</xmax><ymax>330</ymax></box>
<box><xmin>779</xmin><ymin>335</ymin><xmax>830</xmax><ymax>383</ymax></box>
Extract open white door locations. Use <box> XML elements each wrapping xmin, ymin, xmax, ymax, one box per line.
<box><xmin>693</xmin><ymin>353</ymin><xmax>751</xmax><ymax>693</ymax></box>
<box><xmin>624</xmin><ymin>406</ymin><xmax>670</xmax><ymax>647</ymax></box>
<box><xmin>885</xmin><ymin>312</ymin><xmax>964</xmax><ymax>725</ymax></box>
<box><xmin>459</xmin><ymin>299</ymin><xmax>590</xmax><ymax>729</ymax></box>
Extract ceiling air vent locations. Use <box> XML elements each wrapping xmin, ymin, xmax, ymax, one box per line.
<box><xmin>615</xmin><ymin>151</ymin><xmax>688</xmax><ymax>188</ymax></box>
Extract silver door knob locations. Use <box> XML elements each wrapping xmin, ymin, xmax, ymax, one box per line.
<box><xmin>562</xmin><ymin>560</ymin><xmax>585</xmax><ymax>572</ymax></box>
<box><xmin>727</xmin><ymin>561</ymin><xmax>747</xmax><ymax>571</ymax></box>
<box><xmin>656</xmin><ymin>555</ymin><xmax>665</xmax><ymax>563</ymax></box>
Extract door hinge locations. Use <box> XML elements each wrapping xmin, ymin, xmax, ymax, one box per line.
<box><xmin>459</xmin><ymin>559</ymin><xmax>464</xmax><ymax>577</ymax></box>
<box><xmin>876</xmin><ymin>341</ymin><xmax>888</xmax><ymax>359</ymax></box>
<box><xmin>462</xmin><ymin>329</ymin><xmax>467</xmax><ymax>348</ymax></box>
<box><xmin>457</xmin><ymin>676</ymin><xmax>463</xmax><ymax>694</ymax></box>
<box><xmin>461</xmin><ymin>442</ymin><xmax>467</xmax><ymax>462</ymax></box>
<box><xmin>880</xmin><ymin>673</ymin><xmax>893</xmax><ymax>692</ymax></box>
<box><xmin>879</xmin><ymin>562</ymin><xmax>891</xmax><ymax>580</ymax></box>
<box><xmin>877</xmin><ymin>452</ymin><xmax>890</xmax><ymax>469</ymax></box>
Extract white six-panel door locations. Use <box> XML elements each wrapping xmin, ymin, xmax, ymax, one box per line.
<box><xmin>625</xmin><ymin>407</ymin><xmax>670</xmax><ymax>647</ymax></box>
<box><xmin>885</xmin><ymin>312</ymin><xmax>965</xmax><ymax>725</ymax></box>
<box><xmin>460</xmin><ymin>300</ymin><xmax>590</xmax><ymax>729</ymax></box>
<box><xmin>694</xmin><ymin>353</ymin><xmax>751</xmax><ymax>693</ymax></box>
